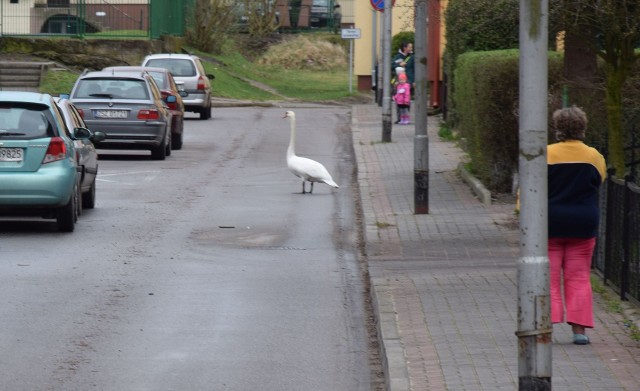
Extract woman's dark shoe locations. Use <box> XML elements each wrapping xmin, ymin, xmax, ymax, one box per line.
<box><xmin>573</xmin><ymin>333</ymin><xmax>590</xmax><ymax>345</ymax></box>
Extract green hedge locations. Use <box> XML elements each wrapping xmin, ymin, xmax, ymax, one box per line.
<box><xmin>453</xmin><ymin>50</ymin><xmax>564</xmax><ymax>193</ymax></box>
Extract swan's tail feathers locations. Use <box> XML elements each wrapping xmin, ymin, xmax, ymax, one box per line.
<box><xmin>324</xmin><ymin>179</ymin><xmax>339</xmax><ymax>188</ymax></box>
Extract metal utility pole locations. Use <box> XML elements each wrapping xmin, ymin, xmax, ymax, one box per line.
<box><xmin>517</xmin><ymin>0</ymin><xmax>551</xmax><ymax>390</ymax></box>
<box><xmin>414</xmin><ymin>0</ymin><xmax>428</xmax><ymax>214</ymax></box>
<box><xmin>381</xmin><ymin>0</ymin><xmax>392</xmax><ymax>142</ymax></box>
<box><xmin>372</xmin><ymin>9</ymin><xmax>379</xmax><ymax>106</ymax></box>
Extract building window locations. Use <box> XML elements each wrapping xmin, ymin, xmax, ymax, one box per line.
<box><xmin>10</xmin><ymin>0</ymin><xmax>19</xmax><ymax>4</ymax></box>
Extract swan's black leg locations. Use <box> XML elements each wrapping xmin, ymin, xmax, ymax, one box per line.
<box><xmin>310</xmin><ymin>182</ymin><xmax>314</xmax><ymax>194</ymax></box>
<box><xmin>302</xmin><ymin>181</ymin><xmax>306</xmax><ymax>194</ymax></box>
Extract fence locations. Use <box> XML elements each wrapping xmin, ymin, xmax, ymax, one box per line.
<box><xmin>0</xmin><ymin>0</ymin><xmax>191</xmax><ymax>39</ymax></box>
<box><xmin>0</xmin><ymin>1</ymin><xmax>338</xmax><ymax>39</ymax></box>
<box><xmin>594</xmin><ymin>173</ymin><xmax>640</xmax><ymax>303</ymax></box>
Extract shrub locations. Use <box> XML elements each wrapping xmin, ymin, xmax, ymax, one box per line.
<box><xmin>257</xmin><ymin>35</ymin><xmax>346</xmax><ymax>71</ymax></box>
<box><xmin>453</xmin><ymin>50</ymin><xmax>564</xmax><ymax>193</ymax></box>
<box><xmin>392</xmin><ymin>31</ymin><xmax>415</xmax><ymax>54</ymax></box>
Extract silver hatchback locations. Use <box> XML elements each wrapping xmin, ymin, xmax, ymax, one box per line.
<box><xmin>142</xmin><ymin>53</ymin><xmax>215</xmax><ymax>120</ymax></box>
<box><xmin>69</xmin><ymin>70</ymin><xmax>173</xmax><ymax>160</ymax></box>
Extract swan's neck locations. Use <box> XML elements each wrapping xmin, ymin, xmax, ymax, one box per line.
<box><xmin>287</xmin><ymin>117</ymin><xmax>296</xmax><ymax>157</ymax></box>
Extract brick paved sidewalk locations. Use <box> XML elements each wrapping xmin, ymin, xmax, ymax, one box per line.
<box><xmin>351</xmin><ymin>104</ymin><xmax>640</xmax><ymax>391</ymax></box>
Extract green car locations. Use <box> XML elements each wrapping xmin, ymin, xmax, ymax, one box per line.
<box><xmin>0</xmin><ymin>91</ymin><xmax>98</xmax><ymax>232</ymax></box>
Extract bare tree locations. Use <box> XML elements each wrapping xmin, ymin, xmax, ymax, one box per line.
<box><xmin>244</xmin><ymin>0</ymin><xmax>279</xmax><ymax>39</ymax></box>
<box><xmin>558</xmin><ymin>0</ymin><xmax>640</xmax><ymax>176</ymax></box>
<box><xmin>185</xmin><ymin>0</ymin><xmax>236</xmax><ymax>54</ymax></box>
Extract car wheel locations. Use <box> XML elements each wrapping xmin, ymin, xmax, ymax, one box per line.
<box><xmin>82</xmin><ymin>178</ymin><xmax>96</xmax><ymax>209</ymax></box>
<box><xmin>76</xmin><ymin>181</ymin><xmax>83</xmax><ymax>217</ymax></box>
<box><xmin>151</xmin><ymin>139</ymin><xmax>167</xmax><ymax>161</ymax></box>
<box><xmin>172</xmin><ymin>132</ymin><xmax>183</xmax><ymax>150</ymax></box>
<box><xmin>172</xmin><ymin>118</ymin><xmax>184</xmax><ymax>150</ymax></box>
<box><xmin>57</xmin><ymin>180</ymin><xmax>78</xmax><ymax>232</ymax></box>
<box><xmin>200</xmin><ymin>105</ymin><xmax>211</xmax><ymax>120</ymax></box>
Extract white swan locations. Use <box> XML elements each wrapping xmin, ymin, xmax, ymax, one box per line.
<box><xmin>283</xmin><ymin>111</ymin><xmax>339</xmax><ymax>194</ymax></box>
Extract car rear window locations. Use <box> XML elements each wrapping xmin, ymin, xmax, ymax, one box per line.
<box><xmin>147</xmin><ymin>71</ymin><xmax>167</xmax><ymax>89</ymax></box>
<box><xmin>0</xmin><ymin>104</ymin><xmax>54</xmax><ymax>139</ymax></box>
<box><xmin>74</xmin><ymin>78</ymin><xmax>150</xmax><ymax>100</ymax></box>
<box><xmin>145</xmin><ymin>59</ymin><xmax>196</xmax><ymax>77</ymax></box>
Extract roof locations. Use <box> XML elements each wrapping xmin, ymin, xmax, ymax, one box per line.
<box><xmin>0</xmin><ymin>91</ymin><xmax>53</xmax><ymax>105</ymax></box>
<box><xmin>79</xmin><ymin>71</ymin><xmax>148</xmax><ymax>80</ymax></box>
<box><xmin>143</xmin><ymin>53</ymin><xmax>197</xmax><ymax>60</ymax></box>
<box><xmin>102</xmin><ymin>66</ymin><xmax>171</xmax><ymax>74</ymax></box>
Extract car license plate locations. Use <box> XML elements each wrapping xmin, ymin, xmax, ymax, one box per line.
<box><xmin>95</xmin><ymin>110</ymin><xmax>128</xmax><ymax>119</ymax></box>
<box><xmin>0</xmin><ymin>148</ymin><xmax>23</xmax><ymax>162</ymax></box>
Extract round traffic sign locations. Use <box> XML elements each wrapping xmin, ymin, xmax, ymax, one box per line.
<box><xmin>370</xmin><ymin>0</ymin><xmax>396</xmax><ymax>12</ymax></box>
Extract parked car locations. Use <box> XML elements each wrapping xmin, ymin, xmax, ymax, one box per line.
<box><xmin>54</xmin><ymin>97</ymin><xmax>106</xmax><ymax>209</ymax></box>
<box><xmin>310</xmin><ymin>0</ymin><xmax>330</xmax><ymax>27</ymax></box>
<box><xmin>141</xmin><ymin>53</ymin><xmax>215</xmax><ymax>120</ymax></box>
<box><xmin>69</xmin><ymin>70</ymin><xmax>173</xmax><ymax>160</ymax></box>
<box><xmin>102</xmin><ymin>65</ymin><xmax>187</xmax><ymax>150</ymax></box>
<box><xmin>0</xmin><ymin>91</ymin><xmax>94</xmax><ymax>232</ymax></box>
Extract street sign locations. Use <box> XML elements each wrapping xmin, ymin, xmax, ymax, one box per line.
<box><xmin>341</xmin><ymin>28</ymin><xmax>361</xmax><ymax>39</ymax></box>
<box><xmin>370</xmin><ymin>0</ymin><xmax>396</xmax><ymax>12</ymax></box>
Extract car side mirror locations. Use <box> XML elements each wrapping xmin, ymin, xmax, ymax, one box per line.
<box><xmin>207</xmin><ymin>74</ymin><xmax>215</xmax><ymax>80</ymax></box>
<box><xmin>73</xmin><ymin>127</ymin><xmax>92</xmax><ymax>140</ymax></box>
<box><xmin>91</xmin><ymin>130</ymin><xmax>107</xmax><ymax>143</ymax></box>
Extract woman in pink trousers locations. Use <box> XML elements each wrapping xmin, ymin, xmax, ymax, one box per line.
<box><xmin>548</xmin><ymin>106</ymin><xmax>607</xmax><ymax>345</ymax></box>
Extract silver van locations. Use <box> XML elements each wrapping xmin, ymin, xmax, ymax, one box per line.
<box><xmin>142</xmin><ymin>53</ymin><xmax>215</xmax><ymax>120</ymax></box>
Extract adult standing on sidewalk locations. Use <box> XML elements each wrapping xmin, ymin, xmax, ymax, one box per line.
<box><xmin>391</xmin><ymin>42</ymin><xmax>414</xmax><ymax>123</ymax></box>
<box><xmin>548</xmin><ymin>106</ymin><xmax>607</xmax><ymax>345</ymax></box>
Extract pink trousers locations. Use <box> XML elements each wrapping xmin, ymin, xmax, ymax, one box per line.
<box><xmin>548</xmin><ymin>237</ymin><xmax>596</xmax><ymax>328</ymax></box>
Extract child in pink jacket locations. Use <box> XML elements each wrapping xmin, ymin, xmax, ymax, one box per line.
<box><xmin>393</xmin><ymin>72</ymin><xmax>411</xmax><ymax>125</ymax></box>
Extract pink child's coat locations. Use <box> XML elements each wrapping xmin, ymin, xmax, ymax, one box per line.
<box><xmin>393</xmin><ymin>82</ymin><xmax>411</xmax><ymax>105</ymax></box>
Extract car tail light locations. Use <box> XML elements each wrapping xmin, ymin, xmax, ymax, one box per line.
<box><xmin>138</xmin><ymin>109</ymin><xmax>160</xmax><ymax>120</ymax></box>
<box><xmin>197</xmin><ymin>76</ymin><xmax>207</xmax><ymax>91</ymax></box>
<box><xmin>42</xmin><ymin>137</ymin><xmax>67</xmax><ymax>164</ymax></box>
<box><xmin>77</xmin><ymin>108</ymin><xmax>85</xmax><ymax>118</ymax></box>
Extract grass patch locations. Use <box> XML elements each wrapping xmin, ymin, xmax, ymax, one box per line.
<box><xmin>462</xmin><ymin>161</ymin><xmax>476</xmax><ymax>176</ymax></box>
<box><xmin>40</xmin><ymin>69</ymin><xmax>81</xmax><ymax>95</ymax></box>
<box><xmin>438</xmin><ymin>121</ymin><xmax>457</xmax><ymax>141</ymax></box>
<box><xmin>40</xmin><ymin>33</ymin><xmax>354</xmax><ymax>102</ymax></box>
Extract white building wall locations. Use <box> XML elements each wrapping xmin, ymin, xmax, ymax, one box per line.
<box><xmin>353</xmin><ymin>0</ymin><xmax>414</xmax><ymax>89</ymax></box>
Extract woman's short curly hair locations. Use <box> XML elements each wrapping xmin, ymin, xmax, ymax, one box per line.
<box><xmin>552</xmin><ymin>106</ymin><xmax>587</xmax><ymax>141</ymax></box>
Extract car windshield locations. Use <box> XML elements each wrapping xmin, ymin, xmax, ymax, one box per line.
<box><xmin>0</xmin><ymin>104</ymin><xmax>52</xmax><ymax>139</ymax></box>
<box><xmin>145</xmin><ymin>59</ymin><xmax>196</xmax><ymax>77</ymax></box>
<box><xmin>74</xmin><ymin>78</ymin><xmax>149</xmax><ymax>100</ymax></box>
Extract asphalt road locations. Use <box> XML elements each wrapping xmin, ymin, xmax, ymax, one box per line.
<box><xmin>0</xmin><ymin>106</ymin><xmax>378</xmax><ymax>390</ymax></box>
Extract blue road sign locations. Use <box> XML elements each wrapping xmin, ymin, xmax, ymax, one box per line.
<box><xmin>370</xmin><ymin>0</ymin><xmax>395</xmax><ymax>12</ymax></box>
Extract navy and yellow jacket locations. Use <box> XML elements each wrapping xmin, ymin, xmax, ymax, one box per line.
<box><xmin>548</xmin><ymin>140</ymin><xmax>607</xmax><ymax>238</ymax></box>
